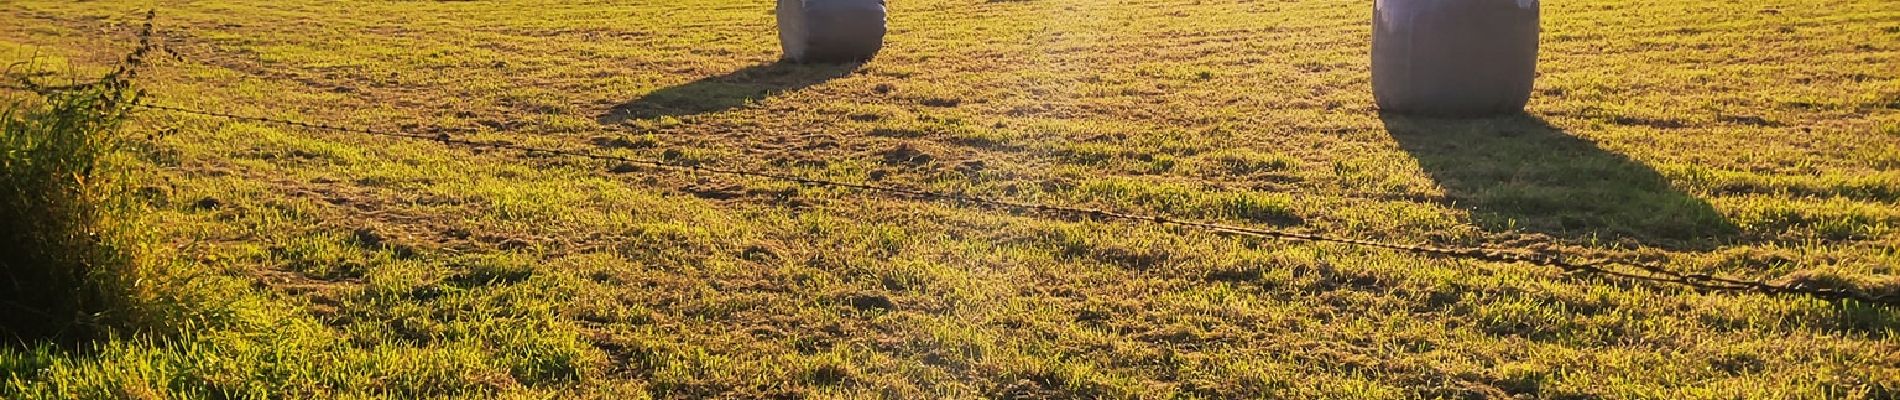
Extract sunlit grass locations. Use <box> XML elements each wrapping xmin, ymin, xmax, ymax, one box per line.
<box><xmin>0</xmin><ymin>0</ymin><xmax>1896</xmax><ymax>398</ymax></box>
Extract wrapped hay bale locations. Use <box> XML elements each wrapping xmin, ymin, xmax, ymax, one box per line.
<box><xmin>777</xmin><ymin>0</ymin><xmax>887</xmax><ymax>63</ymax></box>
<box><xmin>1372</xmin><ymin>0</ymin><xmax>1540</xmax><ymax>117</ymax></box>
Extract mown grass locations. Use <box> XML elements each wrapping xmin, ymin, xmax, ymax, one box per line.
<box><xmin>0</xmin><ymin>0</ymin><xmax>1897</xmax><ymax>398</ymax></box>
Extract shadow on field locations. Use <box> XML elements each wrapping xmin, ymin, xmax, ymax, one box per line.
<box><xmin>596</xmin><ymin>61</ymin><xmax>858</xmax><ymax>125</ymax></box>
<box><xmin>1381</xmin><ymin>113</ymin><xmax>1739</xmax><ymax>250</ymax></box>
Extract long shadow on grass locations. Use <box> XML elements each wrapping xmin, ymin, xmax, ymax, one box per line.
<box><xmin>1381</xmin><ymin>113</ymin><xmax>1739</xmax><ymax>250</ymax></box>
<box><xmin>596</xmin><ymin>61</ymin><xmax>857</xmax><ymax>125</ymax></box>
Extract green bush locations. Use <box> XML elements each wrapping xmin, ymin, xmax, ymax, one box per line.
<box><xmin>0</xmin><ymin>77</ymin><xmax>140</xmax><ymax>347</ymax></box>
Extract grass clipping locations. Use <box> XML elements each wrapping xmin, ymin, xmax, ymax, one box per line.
<box><xmin>0</xmin><ymin>77</ymin><xmax>143</xmax><ymax>346</ymax></box>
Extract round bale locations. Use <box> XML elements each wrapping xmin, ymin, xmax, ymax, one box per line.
<box><xmin>1372</xmin><ymin>0</ymin><xmax>1540</xmax><ymax>117</ymax></box>
<box><xmin>777</xmin><ymin>0</ymin><xmax>887</xmax><ymax>63</ymax></box>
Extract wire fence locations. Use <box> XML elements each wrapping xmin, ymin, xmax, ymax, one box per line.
<box><xmin>4</xmin><ymin>12</ymin><xmax>1894</xmax><ymax>307</ymax></box>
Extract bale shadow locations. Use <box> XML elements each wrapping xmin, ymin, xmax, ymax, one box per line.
<box><xmin>596</xmin><ymin>61</ymin><xmax>858</xmax><ymax>125</ymax></box>
<box><xmin>1380</xmin><ymin>112</ymin><xmax>1739</xmax><ymax>250</ymax></box>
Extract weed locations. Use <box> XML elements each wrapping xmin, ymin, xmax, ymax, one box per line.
<box><xmin>0</xmin><ymin>71</ymin><xmax>139</xmax><ymax>346</ymax></box>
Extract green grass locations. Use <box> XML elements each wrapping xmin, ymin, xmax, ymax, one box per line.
<box><xmin>1</xmin><ymin>0</ymin><xmax>1898</xmax><ymax>398</ymax></box>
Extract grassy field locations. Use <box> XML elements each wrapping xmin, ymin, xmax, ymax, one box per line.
<box><xmin>2</xmin><ymin>0</ymin><xmax>1899</xmax><ymax>398</ymax></box>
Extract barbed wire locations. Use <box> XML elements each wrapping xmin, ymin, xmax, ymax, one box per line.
<box><xmin>2</xmin><ymin>11</ymin><xmax>1892</xmax><ymax>307</ymax></box>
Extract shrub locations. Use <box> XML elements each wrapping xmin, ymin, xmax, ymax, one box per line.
<box><xmin>0</xmin><ymin>74</ymin><xmax>141</xmax><ymax>347</ymax></box>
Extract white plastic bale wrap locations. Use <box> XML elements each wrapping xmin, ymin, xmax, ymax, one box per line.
<box><xmin>777</xmin><ymin>0</ymin><xmax>887</xmax><ymax>63</ymax></box>
<box><xmin>1372</xmin><ymin>0</ymin><xmax>1540</xmax><ymax>117</ymax></box>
